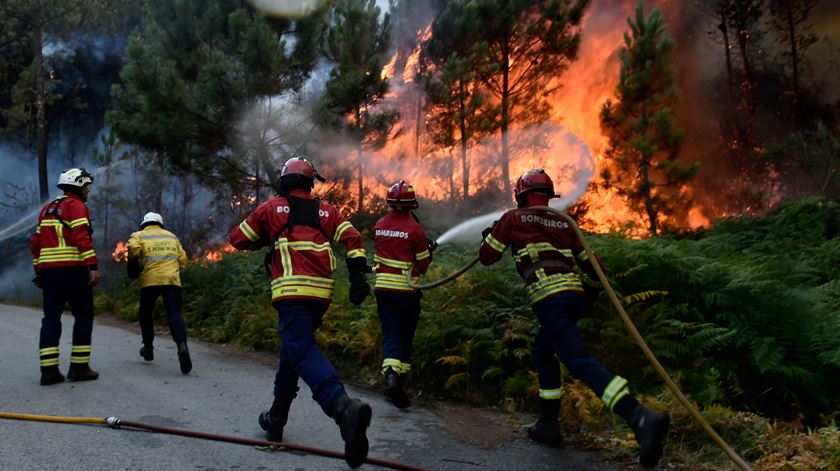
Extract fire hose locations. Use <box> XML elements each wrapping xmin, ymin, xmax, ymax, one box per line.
<box><xmin>0</xmin><ymin>411</ymin><xmax>432</xmax><ymax>471</ymax></box>
<box><xmin>409</xmin><ymin>206</ymin><xmax>753</xmax><ymax>471</ymax></box>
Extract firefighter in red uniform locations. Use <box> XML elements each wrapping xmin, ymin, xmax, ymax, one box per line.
<box><xmin>372</xmin><ymin>180</ymin><xmax>435</xmax><ymax>409</ymax></box>
<box><xmin>30</xmin><ymin>168</ymin><xmax>101</xmax><ymax>386</ymax></box>
<box><xmin>479</xmin><ymin>169</ymin><xmax>670</xmax><ymax>469</ymax></box>
<box><xmin>229</xmin><ymin>157</ymin><xmax>372</xmax><ymax>468</ymax></box>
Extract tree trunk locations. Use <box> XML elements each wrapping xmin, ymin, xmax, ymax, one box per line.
<box><xmin>356</xmin><ymin>144</ymin><xmax>364</xmax><ymax>214</ymax></box>
<box><xmin>154</xmin><ymin>152</ymin><xmax>164</xmax><ymax>212</ymax></box>
<box><xmin>354</xmin><ymin>106</ymin><xmax>365</xmax><ymax>214</ymax></box>
<box><xmin>737</xmin><ymin>28</ymin><xmax>756</xmax><ymax>148</ymax></box>
<box><xmin>641</xmin><ymin>161</ymin><xmax>657</xmax><ymax>237</ymax></box>
<box><xmin>459</xmin><ymin>82</ymin><xmax>470</xmax><ymax>200</ymax></box>
<box><xmin>784</xmin><ymin>0</ymin><xmax>799</xmax><ymax>124</ymax></box>
<box><xmin>34</xmin><ymin>5</ymin><xmax>48</xmax><ymax>202</ymax></box>
<box><xmin>718</xmin><ymin>16</ymin><xmax>736</xmax><ymax>109</ymax></box>
<box><xmin>500</xmin><ymin>49</ymin><xmax>512</xmax><ymax>202</ymax></box>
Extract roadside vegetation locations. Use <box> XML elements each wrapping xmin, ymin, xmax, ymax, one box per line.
<box><xmin>96</xmin><ymin>196</ymin><xmax>840</xmax><ymax>469</ymax></box>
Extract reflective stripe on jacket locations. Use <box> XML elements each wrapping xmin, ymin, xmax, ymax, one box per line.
<box><xmin>229</xmin><ymin>189</ymin><xmax>366</xmax><ymax>302</ymax></box>
<box><xmin>30</xmin><ymin>193</ymin><xmax>98</xmax><ymax>271</ymax></box>
<box><xmin>127</xmin><ymin>226</ymin><xmax>188</xmax><ymax>287</ymax></box>
<box><xmin>372</xmin><ymin>211</ymin><xmax>431</xmax><ymax>292</ymax></box>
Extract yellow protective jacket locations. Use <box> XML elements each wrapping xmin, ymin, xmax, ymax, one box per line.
<box><xmin>127</xmin><ymin>225</ymin><xmax>188</xmax><ymax>287</ymax></box>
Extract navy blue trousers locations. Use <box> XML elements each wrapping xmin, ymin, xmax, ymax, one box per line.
<box><xmin>272</xmin><ymin>299</ymin><xmax>344</xmax><ymax>415</ymax></box>
<box><xmin>531</xmin><ymin>293</ymin><xmax>617</xmax><ymax>398</ymax></box>
<box><xmin>375</xmin><ymin>289</ymin><xmax>421</xmax><ymax>374</ymax></box>
<box><xmin>138</xmin><ymin>285</ymin><xmax>187</xmax><ymax>345</ymax></box>
<box><xmin>39</xmin><ymin>267</ymin><xmax>94</xmax><ymax>366</ymax></box>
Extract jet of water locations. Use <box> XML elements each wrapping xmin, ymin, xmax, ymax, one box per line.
<box><xmin>435</xmin><ymin>137</ymin><xmax>594</xmax><ymax>245</ymax></box>
<box><xmin>0</xmin><ymin>159</ymin><xmax>129</xmax><ymax>244</ymax></box>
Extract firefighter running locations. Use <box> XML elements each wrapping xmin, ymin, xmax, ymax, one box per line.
<box><xmin>229</xmin><ymin>157</ymin><xmax>373</xmax><ymax>468</ymax></box>
<box><xmin>29</xmin><ymin>168</ymin><xmax>101</xmax><ymax>386</ymax></box>
<box><xmin>127</xmin><ymin>212</ymin><xmax>192</xmax><ymax>374</ymax></box>
<box><xmin>479</xmin><ymin>169</ymin><xmax>670</xmax><ymax>469</ymax></box>
<box><xmin>372</xmin><ymin>180</ymin><xmax>436</xmax><ymax>409</ymax></box>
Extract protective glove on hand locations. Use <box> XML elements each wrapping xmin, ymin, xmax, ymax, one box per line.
<box><xmin>426</xmin><ymin>237</ymin><xmax>439</xmax><ymax>255</ymax></box>
<box><xmin>32</xmin><ymin>274</ymin><xmax>41</xmax><ymax>289</ymax></box>
<box><xmin>346</xmin><ymin>257</ymin><xmax>371</xmax><ymax>305</ymax></box>
<box><xmin>481</xmin><ymin>221</ymin><xmax>498</xmax><ymax>241</ymax></box>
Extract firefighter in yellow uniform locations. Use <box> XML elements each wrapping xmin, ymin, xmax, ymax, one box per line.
<box><xmin>127</xmin><ymin>212</ymin><xmax>191</xmax><ymax>374</ymax></box>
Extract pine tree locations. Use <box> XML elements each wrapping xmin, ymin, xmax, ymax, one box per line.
<box><xmin>109</xmin><ymin>0</ymin><xmax>324</xmax><ymax>195</ymax></box>
<box><xmin>317</xmin><ymin>0</ymin><xmax>397</xmax><ymax>214</ymax></box>
<box><xmin>467</xmin><ymin>0</ymin><xmax>589</xmax><ymax>200</ymax></box>
<box><xmin>421</xmin><ymin>0</ymin><xmax>488</xmax><ymax>201</ymax></box>
<box><xmin>600</xmin><ymin>2</ymin><xmax>696</xmax><ymax>237</ymax></box>
<box><xmin>0</xmin><ymin>0</ymin><xmax>137</xmax><ymax>201</ymax></box>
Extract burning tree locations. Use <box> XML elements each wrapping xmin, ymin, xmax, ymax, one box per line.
<box><xmin>421</xmin><ymin>0</ymin><xmax>489</xmax><ymax>201</ymax></box>
<box><xmin>317</xmin><ymin>0</ymin><xmax>398</xmax><ymax>215</ymax></box>
<box><xmin>467</xmin><ymin>0</ymin><xmax>590</xmax><ymax>200</ymax></box>
<box><xmin>600</xmin><ymin>3</ymin><xmax>696</xmax><ymax>237</ymax></box>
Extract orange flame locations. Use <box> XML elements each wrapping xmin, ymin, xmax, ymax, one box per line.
<box><xmin>112</xmin><ymin>241</ymin><xmax>128</xmax><ymax>262</ymax></box>
<box><xmin>203</xmin><ymin>243</ymin><xmax>236</xmax><ymax>263</ymax></box>
<box><xmin>317</xmin><ymin>1</ymin><xmax>711</xmax><ymax>236</ymax></box>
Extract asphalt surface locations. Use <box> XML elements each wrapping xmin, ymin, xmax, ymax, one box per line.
<box><xmin>0</xmin><ymin>303</ymin><xmax>617</xmax><ymax>471</ymax></box>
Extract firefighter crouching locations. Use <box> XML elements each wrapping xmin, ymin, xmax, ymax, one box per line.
<box><xmin>30</xmin><ymin>168</ymin><xmax>101</xmax><ymax>386</ymax></box>
<box><xmin>127</xmin><ymin>212</ymin><xmax>191</xmax><ymax>374</ymax></box>
<box><xmin>229</xmin><ymin>157</ymin><xmax>373</xmax><ymax>468</ymax></box>
<box><xmin>372</xmin><ymin>180</ymin><xmax>436</xmax><ymax>409</ymax></box>
<box><xmin>479</xmin><ymin>169</ymin><xmax>670</xmax><ymax>469</ymax></box>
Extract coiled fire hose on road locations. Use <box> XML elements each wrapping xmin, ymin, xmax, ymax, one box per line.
<box><xmin>0</xmin><ymin>411</ymin><xmax>432</xmax><ymax>471</ymax></box>
<box><xmin>409</xmin><ymin>206</ymin><xmax>753</xmax><ymax>471</ymax></box>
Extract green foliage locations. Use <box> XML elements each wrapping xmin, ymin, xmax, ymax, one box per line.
<box><xmin>109</xmin><ymin>0</ymin><xmax>324</xmax><ymax>194</ymax></box>
<box><xmin>600</xmin><ymin>2</ymin><xmax>696</xmax><ymax>237</ymax></box>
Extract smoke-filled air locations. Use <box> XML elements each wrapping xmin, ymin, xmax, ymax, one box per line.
<box><xmin>2</xmin><ymin>0</ymin><xmax>840</xmax><ymax>469</ymax></box>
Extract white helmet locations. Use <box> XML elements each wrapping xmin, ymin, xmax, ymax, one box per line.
<box><xmin>141</xmin><ymin>212</ymin><xmax>164</xmax><ymax>228</ymax></box>
<box><xmin>57</xmin><ymin>168</ymin><xmax>94</xmax><ymax>188</ymax></box>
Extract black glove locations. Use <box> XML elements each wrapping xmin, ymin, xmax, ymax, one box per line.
<box><xmin>426</xmin><ymin>237</ymin><xmax>439</xmax><ymax>255</ymax></box>
<box><xmin>581</xmin><ymin>275</ymin><xmax>603</xmax><ymax>306</ymax></box>
<box><xmin>127</xmin><ymin>257</ymin><xmax>141</xmax><ymax>279</ymax></box>
<box><xmin>32</xmin><ymin>274</ymin><xmax>41</xmax><ymax>289</ymax></box>
<box><xmin>481</xmin><ymin>220</ymin><xmax>498</xmax><ymax>241</ymax></box>
<box><xmin>346</xmin><ymin>257</ymin><xmax>371</xmax><ymax>305</ymax></box>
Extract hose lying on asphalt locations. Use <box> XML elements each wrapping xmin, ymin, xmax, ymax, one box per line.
<box><xmin>407</xmin><ymin>206</ymin><xmax>754</xmax><ymax>471</ymax></box>
<box><xmin>0</xmin><ymin>411</ymin><xmax>432</xmax><ymax>471</ymax></box>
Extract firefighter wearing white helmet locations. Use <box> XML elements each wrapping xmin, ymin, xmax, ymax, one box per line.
<box><xmin>127</xmin><ymin>211</ymin><xmax>191</xmax><ymax>374</ymax></box>
<box><xmin>29</xmin><ymin>167</ymin><xmax>100</xmax><ymax>385</ymax></box>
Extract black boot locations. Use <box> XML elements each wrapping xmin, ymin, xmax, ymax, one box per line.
<box><xmin>67</xmin><ymin>364</ymin><xmax>99</xmax><ymax>382</ymax></box>
<box><xmin>628</xmin><ymin>406</ymin><xmax>670</xmax><ymax>469</ymax></box>
<box><xmin>527</xmin><ymin>399</ymin><xmax>563</xmax><ymax>447</ymax></box>
<box><xmin>177</xmin><ymin>342</ymin><xmax>192</xmax><ymax>374</ymax></box>
<box><xmin>384</xmin><ymin>368</ymin><xmax>411</xmax><ymax>409</ymax></box>
<box><xmin>329</xmin><ymin>393</ymin><xmax>372</xmax><ymax>468</ymax></box>
<box><xmin>258</xmin><ymin>394</ymin><xmax>295</xmax><ymax>442</ymax></box>
<box><xmin>40</xmin><ymin>366</ymin><xmax>65</xmax><ymax>386</ymax></box>
<box><xmin>140</xmin><ymin>344</ymin><xmax>154</xmax><ymax>361</ymax></box>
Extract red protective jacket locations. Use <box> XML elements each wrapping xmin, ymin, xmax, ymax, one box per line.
<box><xmin>479</xmin><ymin>207</ymin><xmax>601</xmax><ymax>305</ymax></box>
<box><xmin>372</xmin><ymin>211</ymin><xmax>431</xmax><ymax>292</ymax></box>
<box><xmin>229</xmin><ymin>189</ymin><xmax>366</xmax><ymax>302</ymax></box>
<box><xmin>30</xmin><ymin>193</ymin><xmax>98</xmax><ymax>272</ymax></box>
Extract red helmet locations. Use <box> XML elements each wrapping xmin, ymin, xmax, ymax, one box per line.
<box><xmin>280</xmin><ymin>157</ymin><xmax>315</xmax><ymax>181</ymax></box>
<box><xmin>386</xmin><ymin>180</ymin><xmax>418</xmax><ymax>209</ymax></box>
<box><xmin>514</xmin><ymin>169</ymin><xmax>555</xmax><ymax>204</ymax></box>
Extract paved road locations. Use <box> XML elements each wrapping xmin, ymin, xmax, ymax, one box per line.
<box><xmin>0</xmin><ymin>304</ymin><xmax>616</xmax><ymax>471</ymax></box>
